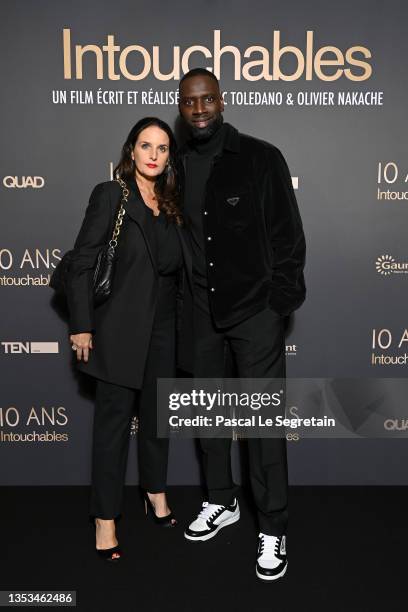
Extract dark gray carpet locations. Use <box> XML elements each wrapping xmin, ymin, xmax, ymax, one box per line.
<box><xmin>1</xmin><ymin>486</ymin><xmax>405</xmax><ymax>611</ymax></box>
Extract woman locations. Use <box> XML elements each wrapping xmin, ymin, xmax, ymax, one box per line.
<box><xmin>66</xmin><ymin>117</ymin><xmax>192</xmax><ymax>561</ymax></box>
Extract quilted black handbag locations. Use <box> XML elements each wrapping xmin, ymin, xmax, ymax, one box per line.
<box><xmin>50</xmin><ymin>177</ymin><xmax>129</xmax><ymax>306</ymax></box>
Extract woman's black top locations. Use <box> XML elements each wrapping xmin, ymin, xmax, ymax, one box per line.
<box><xmin>128</xmin><ymin>178</ymin><xmax>183</xmax><ymax>276</ymax></box>
<box><xmin>151</xmin><ymin>209</ymin><xmax>183</xmax><ymax>276</ymax></box>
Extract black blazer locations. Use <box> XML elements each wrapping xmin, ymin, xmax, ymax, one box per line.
<box><xmin>66</xmin><ymin>180</ymin><xmax>192</xmax><ymax>389</ymax></box>
<box><xmin>178</xmin><ymin>123</ymin><xmax>306</xmax><ymax>328</ymax></box>
<box><xmin>176</xmin><ymin>123</ymin><xmax>306</xmax><ymax>373</ymax></box>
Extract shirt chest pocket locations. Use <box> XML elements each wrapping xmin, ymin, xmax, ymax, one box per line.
<box><xmin>215</xmin><ymin>186</ymin><xmax>253</xmax><ymax>231</ymax></box>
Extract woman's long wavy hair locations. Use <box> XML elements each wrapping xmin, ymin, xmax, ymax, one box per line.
<box><xmin>113</xmin><ymin>117</ymin><xmax>183</xmax><ymax>225</ymax></box>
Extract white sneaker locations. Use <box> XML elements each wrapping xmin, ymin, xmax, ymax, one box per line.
<box><xmin>184</xmin><ymin>499</ymin><xmax>240</xmax><ymax>542</ymax></box>
<box><xmin>256</xmin><ymin>533</ymin><xmax>288</xmax><ymax>581</ymax></box>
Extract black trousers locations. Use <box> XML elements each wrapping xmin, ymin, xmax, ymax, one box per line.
<box><xmin>89</xmin><ymin>277</ymin><xmax>176</xmax><ymax>519</ymax></box>
<box><xmin>193</xmin><ymin>294</ymin><xmax>288</xmax><ymax>536</ymax></box>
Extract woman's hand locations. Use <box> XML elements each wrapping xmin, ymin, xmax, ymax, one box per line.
<box><xmin>69</xmin><ymin>332</ymin><xmax>93</xmax><ymax>362</ymax></box>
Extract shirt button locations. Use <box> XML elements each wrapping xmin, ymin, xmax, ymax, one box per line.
<box><xmin>209</xmin><ymin>262</ymin><xmax>214</xmax><ymax>267</ymax></box>
<box><xmin>207</xmin><ymin>236</ymin><xmax>212</xmax><ymax>241</ymax></box>
<box><xmin>210</xmin><ymin>287</ymin><xmax>216</xmax><ymax>292</ymax></box>
<box><xmin>203</xmin><ymin>211</ymin><xmax>208</xmax><ymax>215</ymax></box>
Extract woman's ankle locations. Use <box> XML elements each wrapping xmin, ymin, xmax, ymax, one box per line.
<box><xmin>95</xmin><ymin>517</ymin><xmax>115</xmax><ymax>525</ymax></box>
<box><xmin>147</xmin><ymin>491</ymin><xmax>165</xmax><ymax>499</ymax></box>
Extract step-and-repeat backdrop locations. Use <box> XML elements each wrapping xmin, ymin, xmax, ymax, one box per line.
<box><xmin>1</xmin><ymin>0</ymin><xmax>407</xmax><ymax>485</ymax></box>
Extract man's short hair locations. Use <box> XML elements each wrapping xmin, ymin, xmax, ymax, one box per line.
<box><xmin>179</xmin><ymin>68</ymin><xmax>220</xmax><ymax>89</ymax></box>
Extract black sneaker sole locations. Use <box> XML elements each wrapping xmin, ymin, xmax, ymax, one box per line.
<box><xmin>184</xmin><ymin>512</ymin><xmax>240</xmax><ymax>542</ymax></box>
<box><xmin>256</xmin><ymin>561</ymin><xmax>288</xmax><ymax>581</ymax></box>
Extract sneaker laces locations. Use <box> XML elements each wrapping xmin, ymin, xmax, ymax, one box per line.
<box><xmin>197</xmin><ymin>501</ymin><xmax>226</xmax><ymax>522</ymax></box>
<box><xmin>259</xmin><ymin>534</ymin><xmax>281</xmax><ymax>556</ymax></box>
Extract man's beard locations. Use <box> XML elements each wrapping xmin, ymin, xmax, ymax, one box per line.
<box><xmin>190</xmin><ymin>114</ymin><xmax>224</xmax><ymax>141</ymax></box>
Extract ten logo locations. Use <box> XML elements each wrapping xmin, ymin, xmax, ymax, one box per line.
<box><xmin>1</xmin><ymin>342</ymin><xmax>59</xmax><ymax>354</ymax></box>
<box><xmin>3</xmin><ymin>176</ymin><xmax>45</xmax><ymax>189</ymax></box>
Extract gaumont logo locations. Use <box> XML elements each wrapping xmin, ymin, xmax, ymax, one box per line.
<box><xmin>3</xmin><ymin>176</ymin><xmax>45</xmax><ymax>189</ymax></box>
<box><xmin>63</xmin><ymin>28</ymin><xmax>372</xmax><ymax>82</ymax></box>
<box><xmin>1</xmin><ymin>342</ymin><xmax>59</xmax><ymax>354</ymax></box>
<box><xmin>285</xmin><ymin>344</ymin><xmax>298</xmax><ymax>356</ymax></box>
<box><xmin>375</xmin><ymin>254</ymin><xmax>408</xmax><ymax>275</ymax></box>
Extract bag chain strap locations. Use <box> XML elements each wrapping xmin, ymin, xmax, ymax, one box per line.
<box><xmin>109</xmin><ymin>177</ymin><xmax>129</xmax><ymax>248</ymax></box>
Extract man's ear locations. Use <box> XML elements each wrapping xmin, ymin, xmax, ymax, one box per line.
<box><xmin>220</xmin><ymin>92</ymin><xmax>225</xmax><ymax>112</ymax></box>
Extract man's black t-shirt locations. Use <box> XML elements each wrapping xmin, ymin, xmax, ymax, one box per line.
<box><xmin>184</xmin><ymin>123</ymin><xmax>226</xmax><ymax>311</ymax></box>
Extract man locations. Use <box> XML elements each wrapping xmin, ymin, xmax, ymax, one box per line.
<box><xmin>177</xmin><ymin>68</ymin><xmax>306</xmax><ymax>581</ymax></box>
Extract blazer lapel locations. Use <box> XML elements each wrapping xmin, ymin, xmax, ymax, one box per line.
<box><xmin>123</xmin><ymin>183</ymin><xmax>158</xmax><ymax>275</ymax></box>
<box><xmin>175</xmin><ymin>225</ymin><xmax>193</xmax><ymax>290</ymax></box>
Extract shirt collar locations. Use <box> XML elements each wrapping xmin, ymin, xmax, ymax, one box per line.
<box><xmin>183</xmin><ymin>121</ymin><xmax>239</xmax><ymax>156</ymax></box>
